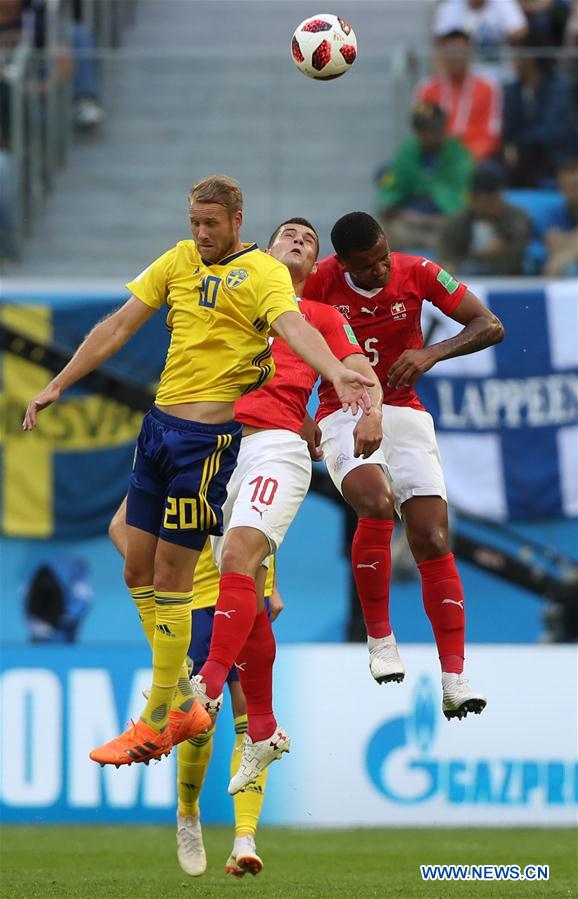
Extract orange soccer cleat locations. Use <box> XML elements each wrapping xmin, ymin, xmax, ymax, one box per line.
<box><xmin>168</xmin><ymin>701</ymin><xmax>212</xmax><ymax>746</ymax></box>
<box><xmin>89</xmin><ymin>719</ymin><xmax>172</xmax><ymax>767</ymax></box>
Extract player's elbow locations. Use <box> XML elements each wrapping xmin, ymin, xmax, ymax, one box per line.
<box><xmin>488</xmin><ymin>314</ymin><xmax>505</xmax><ymax>346</ymax></box>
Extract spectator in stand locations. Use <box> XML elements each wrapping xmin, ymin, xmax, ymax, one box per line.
<box><xmin>503</xmin><ymin>32</ymin><xmax>576</xmax><ymax>186</ymax></box>
<box><xmin>0</xmin><ymin>1</ymin><xmax>26</xmax><ymax>259</ymax></box>
<box><xmin>434</xmin><ymin>0</ymin><xmax>528</xmax><ymax>82</ymax></box>
<box><xmin>544</xmin><ymin>157</ymin><xmax>578</xmax><ymax>275</ymax></box>
<box><xmin>19</xmin><ymin>0</ymin><xmax>104</xmax><ymax>129</ymax></box>
<box><xmin>70</xmin><ymin>0</ymin><xmax>104</xmax><ymax>129</ymax></box>
<box><xmin>0</xmin><ymin>78</ymin><xmax>18</xmax><ymax>259</ymax></box>
<box><xmin>376</xmin><ymin>101</ymin><xmax>474</xmax><ymax>253</ymax></box>
<box><xmin>520</xmin><ymin>0</ymin><xmax>571</xmax><ymax>45</ymax></box>
<box><xmin>439</xmin><ymin>162</ymin><xmax>532</xmax><ymax>275</ymax></box>
<box><xmin>0</xmin><ymin>1</ymin><xmax>25</xmax><ymax>47</ymax></box>
<box><xmin>563</xmin><ymin>0</ymin><xmax>578</xmax><ymax>104</ymax></box>
<box><xmin>416</xmin><ymin>30</ymin><xmax>502</xmax><ymax>162</ymax></box>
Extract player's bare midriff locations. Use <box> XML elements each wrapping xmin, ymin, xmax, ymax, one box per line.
<box><xmin>156</xmin><ymin>401</ymin><xmax>236</xmax><ymax>424</ymax></box>
<box><xmin>241</xmin><ymin>424</ymin><xmax>267</xmax><ymax>437</ymax></box>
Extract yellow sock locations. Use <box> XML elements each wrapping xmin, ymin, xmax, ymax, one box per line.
<box><xmin>177</xmin><ymin>726</ymin><xmax>215</xmax><ymax>817</ymax></box>
<box><xmin>231</xmin><ymin>714</ymin><xmax>268</xmax><ymax>837</ymax></box>
<box><xmin>129</xmin><ymin>585</ymin><xmax>156</xmax><ymax>645</ymax></box>
<box><xmin>130</xmin><ymin>586</ymin><xmax>192</xmax><ymax>713</ymax></box>
<box><xmin>140</xmin><ymin>590</ymin><xmax>193</xmax><ymax>732</ymax></box>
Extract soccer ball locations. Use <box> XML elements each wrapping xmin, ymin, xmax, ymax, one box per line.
<box><xmin>291</xmin><ymin>13</ymin><xmax>357</xmax><ymax>80</ymax></box>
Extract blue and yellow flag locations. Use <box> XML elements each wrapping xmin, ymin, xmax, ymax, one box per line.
<box><xmin>0</xmin><ymin>297</ymin><xmax>168</xmax><ymax>538</ymax></box>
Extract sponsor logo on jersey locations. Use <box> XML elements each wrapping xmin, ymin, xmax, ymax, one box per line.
<box><xmin>334</xmin><ymin>304</ymin><xmax>351</xmax><ymax>320</ymax></box>
<box><xmin>361</xmin><ymin>305</ymin><xmax>379</xmax><ymax>316</ymax></box>
<box><xmin>436</xmin><ymin>268</ymin><xmax>460</xmax><ymax>294</ymax></box>
<box><xmin>391</xmin><ymin>301</ymin><xmax>407</xmax><ymax>320</ymax></box>
<box><xmin>226</xmin><ymin>269</ymin><xmax>249</xmax><ymax>289</ymax></box>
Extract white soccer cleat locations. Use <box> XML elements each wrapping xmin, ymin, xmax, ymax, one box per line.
<box><xmin>368</xmin><ymin>633</ymin><xmax>405</xmax><ymax>684</ymax></box>
<box><xmin>190</xmin><ymin>674</ymin><xmax>223</xmax><ymax>717</ymax></box>
<box><xmin>176</xmin><ymin>813</ymin><xmax>206</xmax><ymax>877</ymax></box>
<box><xmin>225</xmin><ymin>836</ymin><xmax>263</xmax><ymax>877</ymax></box>
<box><xmin>442</xmin><ymin>673</ymin><xmax>487</xmax><ymax>720</ymax></box>
<box><xmin>228</xmin><ymin>728</ymin><xmax>291</xmax><ymax>795</ymax></box>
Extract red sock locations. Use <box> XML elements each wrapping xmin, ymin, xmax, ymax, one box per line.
<box><xmin>237</xmin><ymin>608</ymin><xmax>277</xmax><ymax>742</ymax></box>
<box><xmin>351</xmin><ymin>518</ymin><xmax>394</xmax><ymax>638</ymax></box>
<box><xmin>200</xmin><ymin>573</ymin><xmax>257</xmax><ymax>698</ymax></box>
<box><xmin>418</xmin><ymin>552</ymin><xmax>465</xmax><ymax>674</ymax></box>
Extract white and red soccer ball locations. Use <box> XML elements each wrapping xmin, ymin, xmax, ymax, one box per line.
<box><xmin>291</xmin><ymin>13</ymin><xmax>357</xmax><ymax>80</ymax></box>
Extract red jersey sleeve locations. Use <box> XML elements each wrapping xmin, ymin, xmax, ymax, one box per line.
<box><xmin>417</xmin><ymin>258</ymin><xmax>467</xmax><ymax>315</ymax></box>
<box><xmin>303</xmin><ymin>299</ymin><xmax>363</xmax><ymax>361</ymax></box>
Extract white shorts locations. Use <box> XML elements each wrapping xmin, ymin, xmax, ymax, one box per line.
<box><xmin>212</xmin><ymin>429</ymin><xmax>312</xmax><ymax>566</ymax></box>
<box><xmin>319</xmin><ymin>405</ymin><xmax>447</xmax><ymax>514</ymax></box>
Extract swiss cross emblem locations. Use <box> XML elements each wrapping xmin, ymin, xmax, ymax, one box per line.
<box><xmin>391</xmin><ymin>301</ymin><xmax>406</xmax><ymax>316</ymax></box>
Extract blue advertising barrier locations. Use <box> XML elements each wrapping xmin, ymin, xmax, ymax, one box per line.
<box><xmin>2</xmin><ymin>644</ymin><xmax>576</xmax><ymax>826</ymax></box>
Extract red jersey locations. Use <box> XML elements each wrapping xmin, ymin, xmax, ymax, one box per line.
<box><xmin>234</xmin><ymin>298</ymin><xmax>362</xmax><ymax>432</ymax></box>
<box><xmin>304</xmin><ymin>253</ymin><xmax>467</xmax><ymax>418</ymax></box>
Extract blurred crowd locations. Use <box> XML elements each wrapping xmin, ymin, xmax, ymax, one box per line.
<box><xmin>377</xmin><ymin>0</ymin><xmax>578</xmax><ymax>276</ymax></box>
<box><xmin>0</xmin><ymin>0</ymin><xmax>115</xmax><ymax>258</ymax></box>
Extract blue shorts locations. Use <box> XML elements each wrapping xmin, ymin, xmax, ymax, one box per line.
<box><xmin>126</xmin><ymin>406</ymin><xmax>242</xmax><ymax>551</ymax></box>
<box><xmin>188</xmin><ymin>598</ymin><xmax>272</xmax><ymax>686</ymax></box>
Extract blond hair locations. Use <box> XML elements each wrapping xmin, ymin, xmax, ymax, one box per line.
<box><xmin>188</xmin><ymin>175</ymin><xmax>243</xmax><ymax>215</ymax></box>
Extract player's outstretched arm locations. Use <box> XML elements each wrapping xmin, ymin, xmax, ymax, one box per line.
<box><xmin>23</xmin><ymin>296</ymin><xmax>156</xmax><ymax>430</ymax></box>
<box><xmin>388</xmin><ymin>290</ymin><xmax>505</xmax><ymax>389</ymax></box>
<box><xmin>272</xmin><ymin>310</ymin><xmax>374</xmax><ymax>415</ymax></box>
<box><xmin>344</xmin><ymin>354</ymin><xmax>384</xmax><ymax>459</ymax></box>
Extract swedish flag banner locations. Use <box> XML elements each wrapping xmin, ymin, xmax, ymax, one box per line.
<box><xmin>418</xmin><ymin>281</ymin><xmax>578</xmax><ymax>521</ymax></box>
<box><xmin>2</xmin><ymin>282</ymin><xmax>576</xmax><ymax>536</ymax></box>
<box><xmin>0</xmin><ymin>294</ymin><xmax>168</xmax><ymax>539</ymax></box>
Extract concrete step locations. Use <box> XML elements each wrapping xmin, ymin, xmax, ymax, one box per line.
<box><xmin>10</xmin><ymin>0</ymin><xmax>433</xmax><ymax>279</ymax></box>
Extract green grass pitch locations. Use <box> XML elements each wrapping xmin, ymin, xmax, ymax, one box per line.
<box><xmin>1</xmin><ymin>826</ymin><xmax>576</xmax><ymax>898</ymax></box>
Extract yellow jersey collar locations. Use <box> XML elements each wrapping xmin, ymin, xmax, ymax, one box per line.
<box><xmin>215</xmin><ymin>243</ymin><xmax>258</xmax><ymax>266</ymax></box>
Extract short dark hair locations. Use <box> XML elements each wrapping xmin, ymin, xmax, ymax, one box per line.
<box><xmin>331</xmin><ymin>212</ymin><xmax>384</xmax><ymax>258</ymax></box>
<box><xmin>412</xmin><ymin>100</ymin><xmax>446</xmax><ymax>133</ymax></box>
<box><xmin>268</xmin><ymin>217</ymin><xmax>319</xmax><ymax>257</ymax></box>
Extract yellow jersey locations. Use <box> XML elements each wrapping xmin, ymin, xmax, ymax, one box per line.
<box><xmin>193</xmin><ymin>542</ymin><xmax>276</xmax><ymax>611</ymax></box>
<box><xmin>126</xmin><ymin>241</ymin><xmax>297</xmax><ymax>405</ymax></box>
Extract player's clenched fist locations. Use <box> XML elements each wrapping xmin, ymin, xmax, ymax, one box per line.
<box><xmin>387</xmin><ymin>347</ymin><xmax>437</xmax><ymax>389</ymax></box>
<box><xmin>353</xmin><ymin>406</ymin><xmax>383</xmax><ymax>458</ymax></box>
<box><xmin>22</xmin><ymin>384</ymin><xmax>62</xmax><ymax>431</ymax></box>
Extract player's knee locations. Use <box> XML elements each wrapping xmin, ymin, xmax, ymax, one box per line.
<box><xmin>123</xmin><ymin>561</ymin><xmax>152</xmax><ymax>590</ymax></box>
<box><xmin>153</xmin><ymin>554</ymin><xmax>192</xmax><ymax>593</ymax></box>
<box><xmin>407</xmin><ymin>525</ymin><xmax>450</xmax><ymax>563</ymax></box>
<box><xmin>353</xmin><ymin>493</ymin><xmax>393</xmax><ymax>520</ymax></box>
<box><xmin>220</xmin><ymin>542</ymin><xmax>258</xmax><ymax>577</ymax></box>
<box><xmin>220</xmin><ymin>529</ymin><xmax>268</xmax><ymax>578</ymax></box>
